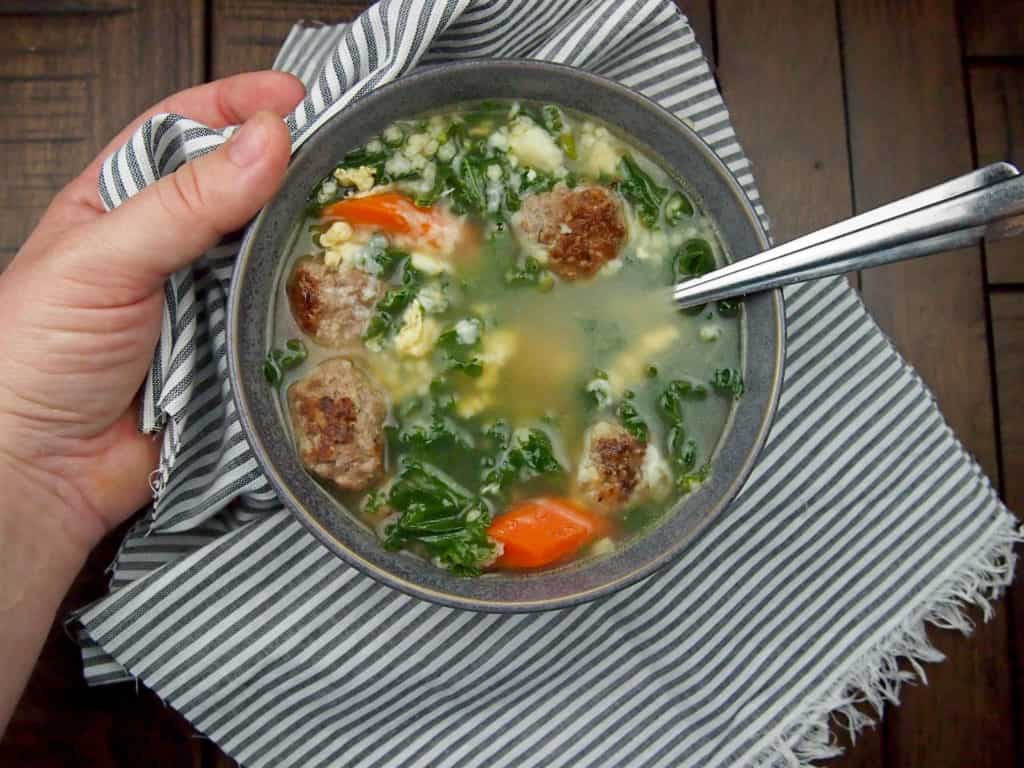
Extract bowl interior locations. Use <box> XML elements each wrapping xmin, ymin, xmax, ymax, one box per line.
<box><xmin>229</xmin><ymin>60</ymin><xmax>784</xmax><ymax>612</ymax></box>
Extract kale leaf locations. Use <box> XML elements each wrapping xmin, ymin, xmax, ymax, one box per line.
<box><xmin>616</xmin><ymin>395</ymin><xmax>649</xmax><ymax>442</ymax></box>
<box><xmin>541</xmin><ymin>104</ymin><xmax>564</xmax><ymax>135</ymax></box>
<box><xmin>481</xmin><ymin>425</ymin><xmax>563</xmax><ymax>495</ymax></box>
<box><xmin>263</xmin><ymin>339</ymin><xmax>307</xmax><ymax>389</ymax></box>
<box><xmin>658</xmin><ymin>379</ymin><xmax>708</xmax><ymax>478</ymax></box>
<box><xmin>673</xmin><ymin>239</ymin><xmax>716</xmax><ymax>280</ymax></box>
<box><xmin>382</xmin><ymin>461</ymin><xmax>496</xmax><ymax>575</ymax></box>
<box><xmin>658</xmin><ymin>378</ymin><xmax>708</xmax><ymax>422</ymax></box>
<box><xmin>618</xmin><ymin>153</ymin><xmax>667</xmax><ymax>228</ymax></box>
<box><xmin>451</xmin><ymin>152</ymin><xmax>489</xmax><ymax>215</ymax></box>
<box><xmin>363</xmin><ymin>263</ymin><xmax>423</xmax><ymax>343</ymax></box>
<box><xmin>436</xmin><ymin>322</ymin><xmax>485</xmax><ymax>378</ymax></box>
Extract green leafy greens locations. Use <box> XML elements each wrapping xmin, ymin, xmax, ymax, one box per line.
<box><xmin>541</xmin><ymin>104</ymin><xmax>564</xmax><ymax>135</ymax></box>
<box><xmin>397</xmin><ymin>389</ymin><xmax>475</xmax><ymax>452</ymax></box>
<box><xmin>263</xmin><ymin>339</ymin><xmax>307</xmax><ymax>389</ymax></box>
<box><xmin>673</xmin><ymin>238</ymin><xmax>716</xmax><ymax>280</ymax></box>
<box><xmin>451</xmin><ymin>152</ymin><xmax>489</xmax><ymax>215</ymax></box>
<box><xmin>382</xmin><ymin>461</ymin><xmax>496</xmax><ymax>575</ymax></box>
<box><xmin>712</xmin><ymin>368</ymin><xmax>745</xmax><ymax>399</ymax></box>
<box><xmin>618</xmin><ymin>153</ymin><xmax>667</xmax><ymax>228</ymax></box>
<box><xmin>364</xmin><ymin>263</ymin><xmax>423</xmax><ymax>343</ymax></box>
<box><xmin>436</xmin><ymin>320</ymin><xmax>484</xmax><ymax>378</ymax></box>
<box><xmin>616</xmin><ymin>391</ymin><xmax>649</xmax><ymax>442</ymax></box>
<box><xmin>481</xmin><ymin>422</ymin><xmax>563</xmax><ymax>495</ymax></box>
<box><xmin>659</xmin><ymin>378</ymin><xmax>709</xmax><ymax>483</ymax></box>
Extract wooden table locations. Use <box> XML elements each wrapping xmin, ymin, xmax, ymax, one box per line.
<box><xmin>1</xmin><ymin>1</ymin><xmax>1022</xmax><ymax>765</ymax></box>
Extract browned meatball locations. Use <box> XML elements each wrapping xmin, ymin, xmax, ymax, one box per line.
<box><xmin>287</xmin><ymin>256</ymin><xmax>385</xmax><ymax>348</ymax></box>
<box><xmin>576</xmin><ymin>421</ymin><xmax>646</xmax><ymax>513</ymax></box>
<box><xmin>288</xmin><ymin>358</ymin><xmax>387</xmax><ymax>491</ymax></box>
<box><xmin>514</xmin><ymin>185</ymin><xmax>626</xmax><ymax>279</ymax></box>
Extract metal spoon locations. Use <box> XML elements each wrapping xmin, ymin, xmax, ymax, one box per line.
<box><xmin>672</xmin><ymin>162</ymin><xmax>1024</xmax><ymax>309</ymax></box>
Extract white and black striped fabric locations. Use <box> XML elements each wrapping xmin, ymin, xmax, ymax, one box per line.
<box><xmin>74</xmin><ymin>2</ymin><xmax>1019</xmax><ymax>765</ymax></box>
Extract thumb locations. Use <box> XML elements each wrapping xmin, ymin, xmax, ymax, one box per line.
<box><xmin>74</xmin><ymin>110</ymin><xmax>292</xmax><ymax>294</ymax></box>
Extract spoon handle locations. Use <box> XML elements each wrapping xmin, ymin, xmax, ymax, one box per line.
<box><xmin>673</xmin><ymin>162</ymin><xmax>1024</xmax><ymax>308</ymax></box>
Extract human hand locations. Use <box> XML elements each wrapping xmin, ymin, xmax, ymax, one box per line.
<box><xmin>0</xmin><ymin>72</ymin><xmax>304</xmax><ymax>554</ymax></box>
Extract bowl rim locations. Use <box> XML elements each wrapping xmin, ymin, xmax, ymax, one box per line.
<box><xmin>228</xmin><ymin>58</ymin><xmax>785</xmax><ymax>612</ymax></box>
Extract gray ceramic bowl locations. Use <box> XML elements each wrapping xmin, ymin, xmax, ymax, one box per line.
<box><xmin>228</xmin><ymin>60</ymin><xmax>785</xmax><ymax>612</ymax></box>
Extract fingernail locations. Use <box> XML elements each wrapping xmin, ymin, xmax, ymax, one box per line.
<box><xmin>227</xmin><ymin>117</ymin><xmax>267</xmax><ymax>167</ymax></box>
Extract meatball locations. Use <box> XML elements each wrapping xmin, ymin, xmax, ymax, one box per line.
<box><xmin>287</xmin><ymin>256</ymin><xmax>385</xmax><ymax>348</ymax></box>
<box><xmin>513</xmin><ymin>185</ymin><xmax>626</xmax><ymax>279</ymax></box>
<box><xmin>288</xmin><ymin>358</ymin><xmax>387</xmax><ymax>491</ymax></box>
<box><xmin>576</xmin><ymin>421</ymin><xmax>647</xmax><ymax>513</ymax></box>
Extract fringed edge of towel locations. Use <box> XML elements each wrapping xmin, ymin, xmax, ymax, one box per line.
<box><xmin>746</xmin><ymin>511</ymin><xmax>1022</xmax><ymax>767</ymax></box>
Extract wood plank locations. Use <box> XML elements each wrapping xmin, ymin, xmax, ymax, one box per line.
<box><xmin>211</xmin><ymin>0</ymin><xmax>366</xmax><ymax>78</ymax></box>
<box><xmin>0</xmin><ymin>3</ymin><xmax>204</xmax><ymax>271</ymax></box>
<box><xmin>963</xmin><ymin>0</ymin><xmax>1024</xmax><ymax>59</ymax></box>
<box><xmin>715</xmin><ymin>4</ymin><xmax>878</xmax><ymax>765</ymax></box>
<box><xmin>842</xmin><ymin>0</ymin><xmax>1000</xmax><ymax>482</ymax></box>
<box><xmin>839</xmin><ymin>2</ymin><xmax>1013</xmax><ymax>768</ymax></box>
<box><xmin>0</xmin><ymin>3</ymin><xmax>206</xmax><ymax>766</ymax></box>
<box><xmin>0</xmin><ymin>1</ymin><xmax>133</xmax><ymax>15</ymax></box>
<box><xmin>990</xmin><ymin>292</ymin><xmax>1024</xmax><ymax>510</ymax></box>
<box><xmin>991</xmin><ymin>290</ymin><xmax>1024</xmax><ymax>764</ymax></box>
<box><xmin>969</xmin><ymin>65</ymin><xmax>1024</xmax><ymax>284</ymax></box>
<box><xmin>675</xmin><ymin>0</ymin><xmax>714</xmax><ymax>66</ymax></box>
<box><xmin>0</xmin><ymin>22</ymin><xmax>98</xmax><ymax>263</ymax></box>
<box><xmin>716</xmin><ymin>0</ymin><xmax>851</xmax><ymax>242</ymax></box>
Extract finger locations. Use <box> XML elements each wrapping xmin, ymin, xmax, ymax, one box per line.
<box><xmin>64</xmin><ymin>71</ymin><xmax>305</xmax><ymax>213</ymax></box>
<box><xmin>62</xmin><ymin>110</ymin><xmax>292</xmax><ymax>300</ymax></box>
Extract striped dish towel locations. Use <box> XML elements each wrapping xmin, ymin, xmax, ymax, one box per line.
<box><xmin>73</xmin><ymin>1</ymin><xmax>1019</xmax><ymax>766</ymax></box>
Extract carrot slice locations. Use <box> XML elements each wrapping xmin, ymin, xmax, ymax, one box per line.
<box><xmin>322</xmin><ymin>192</ymin><xmax>484</xmax><ymax>263</ymax></box>
<box><xmin>321</xmin><ymin>193</ymin><xmax>451</xmax><ymax>249</ymax></box>
<box><xmin>488</xmin><ymin>497</ymin><xmax>609</xmax><ymax>569</ymax></box>
<box><xmin>322</xmin><ymin>193</ymin><xmax>421</xmax><ymax>234</ymax></box>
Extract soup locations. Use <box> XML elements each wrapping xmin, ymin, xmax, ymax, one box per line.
<box><xmin>265</xmin><ymin>101</ymin><xmax>744</xmax><ymax>576</ymax></box>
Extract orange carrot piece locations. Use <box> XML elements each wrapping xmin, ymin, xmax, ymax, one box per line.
<box><xmin>488</xmin><ymin>497</ymin><xmax>609</xmax><ymax>569</ymax></box>
<box><xmin>323</xmin><ymin>192</ymin><xmax>482</xmax><ymax>261</ymax></box>
<box><xmin>322</xmin><ymin>193</ymin><xmax>441</xmax><ymax>240</ymax></box>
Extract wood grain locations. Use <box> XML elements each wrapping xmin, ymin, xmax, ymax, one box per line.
<box><xmin>991</xmin><ymin>290</ymin><xmax>1024</xmax><ymax>767</ymax></box>
<box><xmin>969</xmin><ymin>65</ymin><xmax>1024</xmax><ymax>284</ymax></box>
<box><xmin>842</xmin><ymin>0</ymin><xmax>999</xmax><ymax>483</ymax></box>
<box><xmin>0</xmin><ymin>1</ymin><xmax>133</xmax><ymax>15</ymax></box>
<box><xmin>211</xmin><ymin>0</ymin><xmax>366</xmax><ymax>78</ymax></box>
<box><xmin>675</xmin><ymin>0</ymin><xmax>713</xmax><ymax>65</ymax></box>
<box><xmin>963</xmin><ymin>0</ymin><xmax>1024</xmax><ymax>59</ymax></box>
<box><xmin>990</xmin><ymin>293</ymin><xmax>1024</xmax><ymax>511</ymax></box>
<box><xmin>0</xmin><ymin>3</ymin><xmax>1018</xmax><ymax>768</ymax></box>
<box><xmin>0</xmin><ymin>3</ymin><xmax>203</xmax><ymax>269</ymax></box>
<box><xmin>0</xmin><ymin>2</ymin><xmax>206</xmax><ymax>766</ymax></box>
<box><xmin>0</xmin><ymin>22</ymin><xmax>97</xmax><ymax>264</ymax></box>
<box><xmin>839</xmin><ymin>2</ymin><xmax>1012</xmax><ymax>767</ymax></box>
<box><xmin>715</xmin><ymin>4</ymin><xmax>879</xmax><ymax>766</ymax></box>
